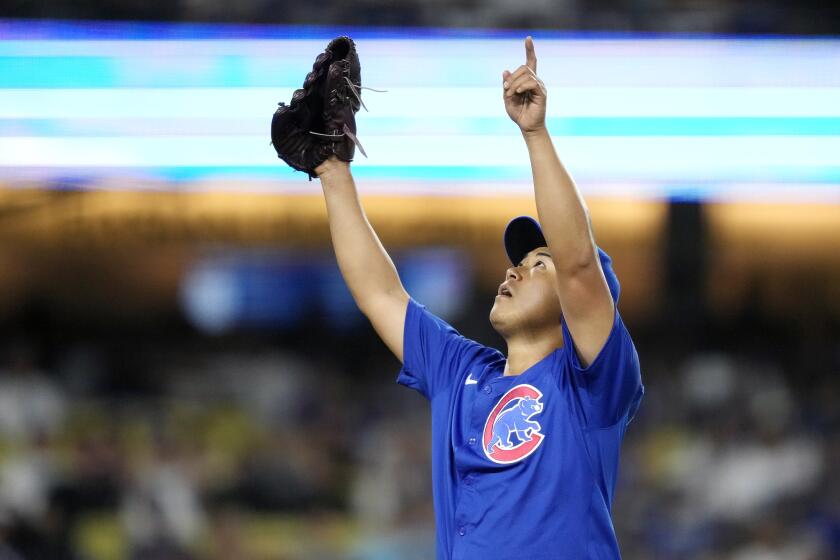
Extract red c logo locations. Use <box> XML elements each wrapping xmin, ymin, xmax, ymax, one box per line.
<box><xmin>482</xmin><ymin>384</ymin><xmax>545</xmax><ymax>464</ymax></box>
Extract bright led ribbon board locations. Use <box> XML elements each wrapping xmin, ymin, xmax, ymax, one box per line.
<box><xmin>1</xmin><ymin>21</ymin><xmax>839</xmax><ymax>200</ymax></box>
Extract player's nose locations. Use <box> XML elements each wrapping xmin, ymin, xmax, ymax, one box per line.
<box><xmin>506</xmin><ymin>267</ymin><xmax>521</xmax><ymax>281</ymax></box>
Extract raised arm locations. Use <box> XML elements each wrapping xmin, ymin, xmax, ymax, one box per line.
<box><xmin>502</xmin><ymin>37</ymin><xmax>614</xmax><ymax>367</ymax></box>
<box><xmin>315</xmin><ymin>156</ymin><xmax>409</xmax><ymax>362</ymax></box>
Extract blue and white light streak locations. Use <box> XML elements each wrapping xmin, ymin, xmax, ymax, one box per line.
<box><xmin>1</xmin><ymin>21</ymin><xmax>839</xmax><ymax>200</ymax></box>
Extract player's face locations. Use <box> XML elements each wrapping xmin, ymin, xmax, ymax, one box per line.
<box><xmin>489</xmin><ymin>246</ymin><xmax>562</xmax><ymax>336</ymax></box>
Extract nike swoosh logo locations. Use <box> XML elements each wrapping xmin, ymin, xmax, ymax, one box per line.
<box><xmin>465</xmin><ymin>373</ymin><xmax>478</xmax><ymax>385</ymax></box>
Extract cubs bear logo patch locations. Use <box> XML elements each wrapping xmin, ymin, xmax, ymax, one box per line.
<box><xmin>482</xmin><ymin>384</ymin><xmax>545</xmax><ymax>464</ymax></box>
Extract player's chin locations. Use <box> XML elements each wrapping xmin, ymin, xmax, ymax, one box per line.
<box><xmin>489</xmin><ymin>305</ymin><xmax>523</xmax><ymax>337</ymax></box>
<box><xmin>489</xmin><ymin>297</ymin><xmax>512</xmax><ymax>322</ymax></box>
<box><xmin>489</xmin><ymin>300</ymin><xmax>501</xmax><ymax>322</ymax></box>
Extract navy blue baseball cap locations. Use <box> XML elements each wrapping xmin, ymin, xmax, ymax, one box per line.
<box><xmin>503</xmin><ymin>216</ymin><xmax>620</xmax><ymax>303</ymax></box>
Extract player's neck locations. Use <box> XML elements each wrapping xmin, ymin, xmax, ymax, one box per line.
<box><xmin>503</xmin><ymin>328</ymin><xmax>563</xmax><ymax>376</ymax></box>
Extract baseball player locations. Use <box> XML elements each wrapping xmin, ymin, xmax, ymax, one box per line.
<box><xmin>281</xmin><ymin>35</ymin><xmax>644</xmax><ymax>560</ymax></box>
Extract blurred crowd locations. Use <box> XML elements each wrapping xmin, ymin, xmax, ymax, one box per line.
<box><xmin>2</xmin><ymin>0</ymin><xmax>838</xmax><ymax>35</ymax></box>
<box><xmin>0</xmin><ymin>296</ymin><xmax>837</xmax><ymax>560</ymax></box>
<box><xmin>615</xmin><ymin>351</ymin><xmax>839</xmax><ymax>560</ymax></box>
<box><xmin>0</xmin><ymin>330</ymin><xmax>434</xmax><ymax>560</ymax></box>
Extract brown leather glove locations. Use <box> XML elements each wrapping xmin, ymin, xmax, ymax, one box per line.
<box><xmin>270</xmin><ymin>36</ymin><xmax>367</xmax><ymax>180</ymax></box>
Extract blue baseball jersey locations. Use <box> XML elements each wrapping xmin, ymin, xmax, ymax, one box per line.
<box><xmin>396</xmin><ymin>298</ymin><xmax>644</xmax><ymax>560</ymax></box>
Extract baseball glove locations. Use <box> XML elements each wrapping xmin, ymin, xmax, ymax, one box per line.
<box><xmin>271</xmin><ymin>36</ymin><xmax>369</xmax><ymax>179</ymax></box>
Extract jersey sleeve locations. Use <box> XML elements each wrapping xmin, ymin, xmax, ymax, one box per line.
<box><xmin>561</xmin><ymin>308</ymin><xmax>644</xmax><ymax>428</ymax></box>
<box><xmin>396</xmin><ymin>297</ymin><xmax>485</xmax><ymax>400</ymax></box>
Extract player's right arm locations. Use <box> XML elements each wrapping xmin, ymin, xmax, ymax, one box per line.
<box><xmin>316</xmin><ymin>156</ymin><xmax>409</xmax><ymax>362</ymax></box>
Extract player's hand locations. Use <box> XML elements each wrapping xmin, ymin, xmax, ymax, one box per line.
<box><xmin>502</xmin><ymin>36</ymin><xmax>547</xmax><ymax>136</ymax></box>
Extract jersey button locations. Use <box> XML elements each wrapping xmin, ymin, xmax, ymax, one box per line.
<box><xmin>458</xmin><ymin>526</ymin><xmax>466</xmax><ymax>536</ymax></box>
<box><xmin>483</xmin><ymin>386</ymin><xmax>492</xmax><ymax>394</ymax></box>
<box><xmin>468</xmin><ymin>437</ymin><xmax>476</xmax><ymax>446</ymax></box>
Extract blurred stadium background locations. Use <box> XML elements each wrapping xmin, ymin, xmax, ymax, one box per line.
<box><xmin>0</xmin><ymin>1</ymin><xmax>839</xmax><ymax>559</ymax></box>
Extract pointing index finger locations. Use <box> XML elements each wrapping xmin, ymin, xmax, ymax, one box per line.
<box><xmin>525</xmin><ymin>36</ymin><xmax>537</xmax><ymax>73</ymax></box>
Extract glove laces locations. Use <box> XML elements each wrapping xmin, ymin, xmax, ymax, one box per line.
<box><xmin>309</xmin><ymin>77</ymin><xmax>387</xmax><ymax>158</ymax></box>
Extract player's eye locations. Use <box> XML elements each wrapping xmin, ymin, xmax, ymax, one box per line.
<box><xmin>533</xmin><ymin>260</ymin><xmax>544</xmax><ymax>267</ymax></box>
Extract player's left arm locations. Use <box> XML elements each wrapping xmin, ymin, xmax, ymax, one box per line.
<box><xmin>503</xmin><ymin>37</ymin><xmax>614</xmax><ymax>367</ymax></box>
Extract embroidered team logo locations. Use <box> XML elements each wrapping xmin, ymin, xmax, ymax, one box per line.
<box><xmin>483</xmin><ymin>384</ymin><xmax>545</xmax><ymax>464</ymax></box>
